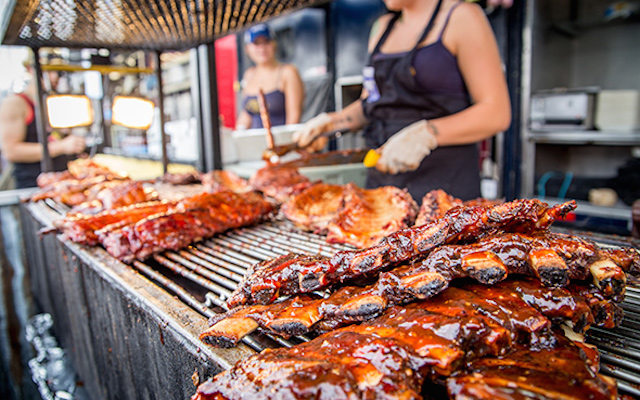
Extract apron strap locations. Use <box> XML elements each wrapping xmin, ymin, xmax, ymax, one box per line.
<box><xmin>409</xmin><ymin>0</ymin><xmax>444</xmax><ymax>58</ymax></box>
<box><xmin>368</xmin><ymin>12</ymin><xmax>402</xmax><ymax>64</ymax></box>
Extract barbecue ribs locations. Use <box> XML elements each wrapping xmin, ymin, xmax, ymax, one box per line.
<box><xmin>227</xmin><ymin>199</ymin><xmax>576</xmax><ymax>308</ymax></box>
<box><xmin>248</xmin><ymin>165</ymin><xmax>313</xmax><ymax>203</ymax></box>
<box><xmin>281</xmin><ymin>183</ymin><xmax>346</xmax><ymax>234</ymax></box>
<box><xmin>99</xmin><ymin>192</ymin><xmax>274</xmax><ymax>262</ymax></box>
<box><xmin>325</xmin><ymin>184</ymin><xmax>418</xmax><ymax>248</ymax></box>
<box><xmin>201</xmin><ymin>170</ymin><xmax>252</xmax><ymax>194</ymax></box>
<box><xmin>194</xmin><ymin>280</ymin><xmax>618</xmax><ymax>400</ymax></box>
<box><xmin>415</xmin><ymin>189</ymin><xmax>503</xmax><ymax>226</ymax></box>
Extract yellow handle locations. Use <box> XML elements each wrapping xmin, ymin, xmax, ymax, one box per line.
<box><xmin>363</xmin><ymin>149</ymin><xmax>380</xmax><ymax>168</ymax></box>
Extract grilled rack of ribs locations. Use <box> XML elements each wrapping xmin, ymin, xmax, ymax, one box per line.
<box><xmin>68</xmin><ymin>180</ymin><xmax>157</xmax><ymax>215</ymax></box>
<box><xmin>98</xmin><ymin>192</ymin><xmax>274</xmax><ymax>262</ymax></box>
<box><xmin>201</xmin><ymin>269</ymin><xmax>624</xmax><ymax>347</ymax></box>
<box><xmin>248</xmin><ymin>165</ymin><xmax>313</xmax><ymax>203</ymax></box>
<box><xmin>194</xmin><ymin>280</ymin><xmax>618</xmax><ymax>400</ymax></box>
<box><xmin>50</xmin><ymin>201</ymin><xmax>175</xmax><ymax>246</ymax></box>
<box><xmin>281</xmin><ymin>183</ymin><xmax>346</xmax><ymax>234</ymax></box>
<box><xmin>282</xmin><ymin>183</ymin><xmax>418</xmax><ymax>248</ymax></box>
<box><xmin>201</xmin><ymin>170</ymin><xmax>252</xmax><ymax>194</ymax></box>
<box><xmin>446</xmin><ymin>332</ymin><xmax>617</xmax><ymax>400</ymax></box>
<box><xmin>325</xmin><ymin>184</ymin><xmax>418</xmax><ymax>248</ymax></box>
<box><xmin>415</xmin><ymin>189</ymin><xmax>503</xmax><ymax>226</ymax></box>
<box><xmin>227</xmin><ymin>199</ymin><xmax>576</xmax><ymax>308</ymax></box>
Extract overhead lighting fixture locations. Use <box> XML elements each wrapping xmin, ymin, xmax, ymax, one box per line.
<box><xmin>111</xmin><ymin>95</ymin><xmax>155</xmax><ymax>129</ymax></box>
<box><xmin>46</xmin><ymin>95</ymin><xmax>94</xmax><ymax>128</ymax></box>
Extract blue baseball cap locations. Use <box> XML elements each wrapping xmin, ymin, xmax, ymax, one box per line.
<box><xmin>244</xmin><ymin>24</ymin><xmax>273</xmax><ymax>44</ymax></box>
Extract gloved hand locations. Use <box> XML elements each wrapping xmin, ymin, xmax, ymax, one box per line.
<box><xmin>292</xmin><ymin>113</ymin><xmax>334</xmax><ymax>148</ymax></box>
<box><xmin>376</xmin><ymin>119</ymin><xmax>438</xmax><ymax>175</ymax></box>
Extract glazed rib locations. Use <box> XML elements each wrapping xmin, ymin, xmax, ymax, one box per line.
<box><xmin>248</xmin><ymin>165</ymin><xmax>313</xmax><ymax>203</ymax></box>
<box><xmin>201</xmin><ymin>170</ymin><xmax>252</xmax><ymax>194</ymax></box>
<box><xmin>195</xmin><ymin>282</ymin><xmax>617</xmax><ymax>400</ymax></box>
<box><xmin>99</xmin><ymin>192</ymin><xmax>274</xmax><ymax>262</ymax></box>
<box><xmin>415</xmin><ymin>189</ymin><xmax>503</xmax><ymax>226</ymax></box>
<box><xmin>324</xmin><ymin>184</ymin><xmax>418</xmax><ymax>248</ymax></box>
<box><xmin>201</xmin><ymin>268</ymin><xmax>618</xmax><ymax>347</ymax></box>
<box><xmin>281</xmin><ymin>183</ymin><xmax>346</xmax><ymax>234</ymax></box>
<box><xmin>226</xmin><ymin>199</ymin><xmax>577</xmax><ymax>308</ymax></box>
<box><xmin>446</xmin><ymin>334</ymin><xmax>617</xmax><ymax>400</ymax></box>
<box><xmin>51</xmin><ymin>200</ymin><xmax>174</xmax><ymax>246</ymax></box>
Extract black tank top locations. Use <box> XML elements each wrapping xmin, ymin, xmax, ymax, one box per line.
<box><xmin>362</xmin><ymin>0</ymin><xmax>480</xmax><ymax>202</ymax></box>
<box><xmin>13</xmin><ymin>93</ymin><xmax>72</xmax><ymax>188</ymax></box>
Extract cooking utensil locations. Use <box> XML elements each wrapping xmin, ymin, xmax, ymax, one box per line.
<box><xmin>278</xmin><ymin>148</ymin><xmax>369</xmax><ymax>168</ymax></box>
<box><xmin>262</xmin><ymin>128</ymin><xmax>349</xmax><ymax>163</ymax></box>
<box><xmin>257</xmin><ymin>89</ymin><xmax>275</xmax><ymax>150</ymax></box>
<box><xmin>363</xmin><ymin>149</ymin><xmax>380</xmax><ymax>168</ymax></box>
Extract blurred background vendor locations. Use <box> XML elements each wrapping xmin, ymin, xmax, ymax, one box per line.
<box><xmin>0</xmin><ymin>54</ymin><xmax>86</xmax><ymax>189</ymax></box>
<box><xmin>294</xmin><ymin>0</ymin><xmax>511</xmax><ymax>202</ymax></box>
<box><xmin>236</xmin><ymin>24</ymin><xmax>305</xmax><ymax>130</ymax></box>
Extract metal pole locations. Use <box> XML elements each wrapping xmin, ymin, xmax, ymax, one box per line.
<box><xmin>31</xmin><ymin>47</ymin><xmax>53</xmax><ymax>173</ymax></box>
<box><xmin>156</xmin><ymin>51</ymin><xmax>169</xmax><ymax>174</ymax></box>
<box><xmin>197</xmin><ymin>43</ymin><xmax>222</xmax><ymax>171</ymax></box>
<box><xmin>190</xmin><ymin>48</ymin><xmax>206</xmax><ymax>172</ymax></box>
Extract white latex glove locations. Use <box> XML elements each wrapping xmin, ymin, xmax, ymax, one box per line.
<box><xmin>376</xmin><ymin>119</ymin><xmax>438</xmax><ymax>175</ymax></box>
<box><xmin>292</xmin><ymin>113</ymin><xmax>333</xmax><ymax>148</ymax></box>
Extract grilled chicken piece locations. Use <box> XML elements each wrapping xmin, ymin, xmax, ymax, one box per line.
<box><xmin>99</xmin><ymin>192</ymin><xmax>274</xmax><ymax>262</ymax></box>
<box><xmin>325</xmin><ymin>184</ymin><xmax>418</xmax><ymax>248</ymax></box>
<box><xmin>195</xmin><ymin>283</ymin><xmax>616</xmax><ymax>400</ymax></box>
<box><xmin>201</xmin><ymin>170</ymin><xmax>252</xmax><ymax>194</ymax></box>
<box><xmin>281</xmin><ymin>183</ymin><xmax>346</xmax><ymax>234</ymax></box>
<box><xmin>227</xmin><ymin>199</ymin><xmax>577</xmax><ymax>308</ymax></box>
<box><xmin>248</xmin><ymin>165</ymin><xmax>313</xmax><ymax>203</ymax></box>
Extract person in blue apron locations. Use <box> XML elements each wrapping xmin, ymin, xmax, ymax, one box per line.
<box><xmin>236</xmin><ymin>24</ymin><xmax>305</xmax><ymax>130</ymax></box>
<box><xmin>293</xmin><ymin>0</ymin><xmax>511</xmax><ymax>202</ymax></box>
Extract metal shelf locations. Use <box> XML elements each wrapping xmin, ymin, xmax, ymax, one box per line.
<box><xmin>528</xmin><ymin>131</ymin><xmax>640</xmax><ymax>146</ymax></box>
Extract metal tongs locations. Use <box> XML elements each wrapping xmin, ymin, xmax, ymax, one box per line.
<box><xmin>257</xmin><ymin>91</ymin><xmax>348</xmax><ymax>163</ymax></box>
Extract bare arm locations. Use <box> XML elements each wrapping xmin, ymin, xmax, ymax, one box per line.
<box><xmin>235</xmin><ymin>110</ymin><xmax>252</xmax><ymax>130</ymax></box>
<box><xmin>0</xmin><ymin>95</ymin><xmax>85</xmax><ymax>162</ymax></box>
<box><xmin>282</xmin><ymin>65</ymin><xmax>304</xmax><ymax>125</ymax></box>
<box><xmin>236</xmin><ymin>67</ymin><xmax>254</xmax><ymax>129</ymax></box>
<box><xmin>427</xmin><ymin>3</ymin><xmax>511</xmax><ymax>146</ymax></box>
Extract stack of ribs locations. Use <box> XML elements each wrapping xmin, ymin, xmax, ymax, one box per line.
<box><xmin>282</xmin><ymin>183</ymin><xmax>418</xmax><ymax>248</ymax></box>
<box><xmin>194</xmin><ymin>279</ymin><xmax>620</xmax><ymax>399</ymax></box>
<box><xmin>194</xmin><ymin>198</ymin><xmax>639</xmax><ymax>399</ymax></box>
<box><xmin>51</xmin><ymin>191</ymin><xmax>274</xmax><ymax>263</ymax></box>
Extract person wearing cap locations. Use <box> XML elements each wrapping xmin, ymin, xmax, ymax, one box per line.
<box><xmin>235</xmin><ymin>24</ymin><xmax>305</xmax><ymax>131</ymax></box>
<box><xmin>0</xmin><ymin>53</ymin><xmax>86</xmax><ymax>189</ymax></box>
<box><xmin>293</xmin><ymin>0</ymin><xmax>511</xmax><ymax>203</ymax></box>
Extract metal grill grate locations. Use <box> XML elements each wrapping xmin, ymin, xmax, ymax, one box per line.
<box><xmin>38</xmin><ymin>199</ymin><xmax>640</xmax><ymax>397</ymax></box>
<box><xmin>132</xmin><ymin>221</ymin><xmax>350</xmax><ymax>351</ymax></box>
<box><xmin>1</xmin><ymin>0</ymin><xmax>328</xmax><ymax>50</ymax></box>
